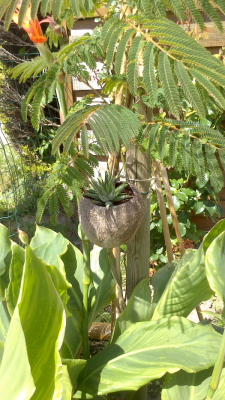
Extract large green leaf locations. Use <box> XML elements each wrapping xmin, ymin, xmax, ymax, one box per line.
<box><xmin>205</xmin><ymin>230</ymin><xmax>225</xmax><ymax>302</ymax></box>
<box><xmin>63</xmin><ymin>359</ymin><xmax>87</xmax><ymax>393</ymax></box>
<box><xmin>0</xmin><ymin>302</ymin><xmax>10</xmax><ymax>343</ymax></box>
<box><xmin>203</xmin><ymin>219</ymin><xmax>225</xmax><ymax>254</ymax></box>
<box><xmin>112</xmin><ymin>278</ymin><xmax>152</xmax><ymax>342</ymax></box>
<box><xmin>61</xmin><ymin>366</ymin><xmax>73</xmax><ymax>400</ymax></box>
<box><xmin>30</xmin><ymin>225</ymin><xmax>71</xmax><ymax>308</ymax></box>
<box><xmin>162</xmin><ymin>367</ymin><xmax>225</xmax><ymax>400</ymax></box>
<box><xmin>31</xmin><ymin>226</ymin><xmax>83</xmax><ymax>357</ymax></box>
<box><xmin>88</xmin><ymin>247</ymin><xmax>115</xmax><ymax>326</ymax></box>
<box><xmin>152</xmin><ymin>247</ymin><xmax>213</xmax><ymax>320</ymax></box>
<box><xmin>0</xmin><ymin>307</ymin><xmax>35</xmax><ymax>400</ymax></box>
<box><xmin>30</xmin><ymin>225</ymin><xmax>68</xmax><ymax>273</ymax></box>
<box><xmin>18</xmin><ymin>246</ymin><xmax>66</xmax><ymax>400</ymax></box>
<box><xmin>0</xmin><ymin>341</ymin><xmax>4</xmax><ymax>363</ymax></box>
<box><xmin>0</xmin><ymin>224</ymin><xmax>12</xmax><ymax>295</ymax></box>
<box><xmin>6</xmin><ymin>242</ymin><xmax>25</xmax><ymax>316</ymax></box>
<box><xmin>75</xmin><ymin>317</ymin><xmax>222</xmax><ymax>397</ymax></box>
<box><xmin>150</xmin><ymin>262</ymin><xmax>175</xmax><ymax>318</ymax></box>
<box><xmin>61</xmin><ymin>243</ymin><xmax>84</xmax><ymax>358</ymax></box>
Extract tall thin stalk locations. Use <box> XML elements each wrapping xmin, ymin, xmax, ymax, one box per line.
<box><xmin>81</xmin><ymin>227</ymin><xmax>91</xmax><ymax>360</ymax></box>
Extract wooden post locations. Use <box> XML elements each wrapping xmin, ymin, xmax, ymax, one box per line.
<box><xmin>125</xmin><ymin>101</ymin><xmax>152</xmax><ymax>400</ymax></box>
<box><xmin>126</xmin><ymin>102</ymin><xmax>152</xmax><ymax>300</ymax></box>
<box><xmin>126</xmin><ymin>145</ymin><xmax>151</xmax><ymax>299</ymax></box>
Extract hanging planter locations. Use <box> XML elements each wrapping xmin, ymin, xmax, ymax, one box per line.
<box><xmin>79</xmin><ymin>175</ymin><xmax>145</xmax><ymax>248</ymax></box>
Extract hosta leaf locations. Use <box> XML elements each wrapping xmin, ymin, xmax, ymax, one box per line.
<box><xmin>0</xmin><ymin>307</ymin><xmax>35</xmax><ymax>400</ymax></box>
<box><xmin>203</xmin><ymin>219</ymin><xmax>225</xmax><ymax>254</ymax></box>
<box><xmin>0</xmin><ymin>224</ymin><xmax>12</xmax><ymax>279</ymax></box>
<box><xmin>150</xmin><ymin>263</ymin><xmax>176</xmax><ymax>318</ymax></box>
<box><xmin>0</xmin><ymin>302</ymin><xmax>10</xmax><ymax>343</ymax></box>
<box><xmin>88</xmin><ymin>247</ymin><xmax>115</xmax><ymax>327</ymax></box>
<box><xmin>162</xmin><ymin>367</ymin><xmax>225</xmax><ymax>400</ymax></box>
<box><xmin>112</xmin><ymin>278</ymin><xmax>152</xmax><ymax>342</ymax></box>
<box><xmin>6</xmin><ymin>243</ymin><xmax>25</xmax><ymax>316</ymax></box>
<box><xmin>61</xmin><ymin>243</ymin><xmax>84</xmax><ymax>358</ymax></box>
<box><xmin>18</xmin><ymin>246</ymin><xmax>66</xmax><ymax>400</ymax></box>
<box><xmin>205</xmin><ymin>230</ymin><xmax>225</xmax><ymax>302</ymax></box>
<box><xmin>152</xmin><ymin>247</ymin><xmax>213</xmax><ymax>320</ymax></box>
<box><xmin>30</xmin><ymin>225</ymin><xmax>68</xmax><ymax>273</ymax></box>
<box><xmin>75</xmin><ymin>317</ymin><xmax>222</xmax><ymax>397</ymax></box>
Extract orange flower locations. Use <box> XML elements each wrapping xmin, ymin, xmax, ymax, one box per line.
<box><xmin>12</xmin><ymin>3</ymin><xmax>46</xmax><ymax>44</ymax></box>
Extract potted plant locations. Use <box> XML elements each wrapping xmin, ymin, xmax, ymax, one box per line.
<box><xmin>79</xmin><ymin>171</ymin><xmax>145</xmax><ymax>248</ymax></box>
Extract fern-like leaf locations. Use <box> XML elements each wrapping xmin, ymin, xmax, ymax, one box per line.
<box><xmin>212</xmin><ymin>0</ymin><xmax>225</xmax><ymax>14</ymax></box>
<box><xmin>11</xmin><ymin>56</ymin><xmax>48</xmax><ymax>83</ymax></box>
<box><xmin>0</xmin><ymin>1</ymin><xmax>10</xmax><ymax>22</ymax></box>
<box><xmin>52</xmin><ymin>104</ymin><xmax>141</xmax><ymax>155</ymax></box>
<box><xmin>30</xmin><ymin>0</ymin><xmax>41</xmax><ymax>20</ymax></box>
<box><xmin>115</xmin><ymin>28</ymin><xmax>135</xmax><ymax>75</ymax></box>
<box><xmin>218</xmin><ymin>149</ymin><xmax>225</xmax><ymax>171</ymax></box>
<box><xmin>158</xmin><ymin>52</ymin><xmax>181</xmax><ymax>118</ymax></box>
<box><xmin>205</xmin><ymin>144</ymin><xmax>224</xmax><ymax>193</ymax></box>
<box><xmin>106</xmin><ymin>22</ymin><xmax>127</xmax><ymax>68</ymax></box>
<box><xmin>174</xmin><ymin>61</ymin><xmax>206</xmax><ymax>117</ymax></box>
<box><xmin>49</xmin><ymin>191</ymin><xmax>59</xmax><ymax>225</ymax></box>
<box><xmin>181</xmin><ymin>134</ymin><xmax>191</xmax><ymax>170</ymax></box>
<box><xmin>18</xmin><ymin>0</ymin><xmax>30</xmax><ymax>27</ymax></box>
<box><xmin>70</xmin><ymin>0</ymin><xmax>80</xmax><ymax>17</ymax></box>
<box><xmin>57</xmin><ymin>184</ymin><xmax>73</xmax><ymax>217</ymax></box>
<box><xmin>4</xmin><ymin>0</ymin><xmax>19</xmax><ymax>30</ymax></box>
<box><xmin>149</xmin><ymin>123</ymin><xmax>160</xmax><ymax>150</ymax></box>
<box><xmin>143</xmin><ymin>43</ymin><xmax>158</xmax><ymax>106</ymax></box>
<box><xmin>21</xmin><ymin>62</ymin><xmax>60</xmax><ymax>129</ymax></box>
<box><xmin>165</xmin><ymin>0</ymin><xmax>186</xmax><ymax>21</ymax></box>
<box><xmin>191</xmin><ymin>140</ymin><xmax>206</xmax><ymax>186</ymax></box>
<box><xmin>158</xmin><ymin>126</ymin><xmax>168</xmax><ymax>160</ymax></box>
<box><xmin>127</xmin><ymin>36</ymin><xmax>144</xmax><ymax>95</ymax></box>
<box><xmin>202</xmin><ymin>0</ymin><xmax>223</xmax><ymax>33</ymax></box>
<box><xmin>183</xmin><ymin>0</ymin><xmax>205</xmax><ymax>31</ymax></box>
<box><xmin>40</xmin><ymin>0</ymin><xmax>50</xmax><ymax>16</ymax></box>
<box><xmin>31</xmin><ymin>87</ymin><xmax>44</xmax><ymax>130</ymax></box>
<box><xmin>21</xmin><ymin>74</ymin><xmax>46</xmax><ymax>122</ymax></box>
<box><xmin>103</xmin><ymin>18</ymin><xmax>121</xmax><ymax>50</ymax></box>
<box><xmin>81</xmin><ymin>125</ymin><xmax>89</xmax><ymax>159</ymax></box>
<box><xmin>53</xmin><ymin>0</ymin><xmax>62</xmax><ymax>18</ymax></box>
<box><xmin>36</xmin><ymin>187</ymin><xmax>54</xmax><ymax>223</ymax></box>
<box><xmin>168</xmin><ymin>131</ymin><xmax>178</xmax><ymax>167</ymax></box>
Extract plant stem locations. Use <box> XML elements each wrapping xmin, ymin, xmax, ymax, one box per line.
<box><xmin>56</xmin><ymin>82</ymin><xmax>68</xmax><ymax>121</ymax></box>
<box><xmin>107</xmin><ymin>249</ymin><xmax>126</xmax><ymax>313</ymax></box>
<box><xmin>81</xmin><ymin>228</ymin><xmax>91</xmax><ymax>360</ymax></box>
<box><xmin>206</xmin><ymin>327</ymin><xmax>225</xmax><ymax>399</ymax></box>
<box><xmin>153</xmin><ymin>162</ymin><xmax>174</xmax><ymax>263</ymax></box>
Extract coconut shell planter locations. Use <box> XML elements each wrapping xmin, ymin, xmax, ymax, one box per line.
<box><xmin>79</xmin><ymin>183</ymin><xmax>145</xmax><ymax>248</ymax></box>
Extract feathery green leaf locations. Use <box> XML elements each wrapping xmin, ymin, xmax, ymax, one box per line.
<box><xmin>158</xmin><ymin>52</ymin><xmax>181</xmax><ymax>118</ymax></box>
<box><xmin>143</xmin><ymin>43</ymin><xmax>158</xmax><ymax>106</ymax></box>
<box><xmin>127</xmin><ymin>36</ymin><xmax>144</xmax><ymax>95</ymax></box>
<box><xmin>174</xmin><ymin>61</ymin><xmax>206</xmax><ymax>117</ymax></box>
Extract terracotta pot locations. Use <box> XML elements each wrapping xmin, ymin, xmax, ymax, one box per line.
<box><xmin>79</xmin><ymin>184</ymin><xmax>145</xmax><ymax>248</ymax></box>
